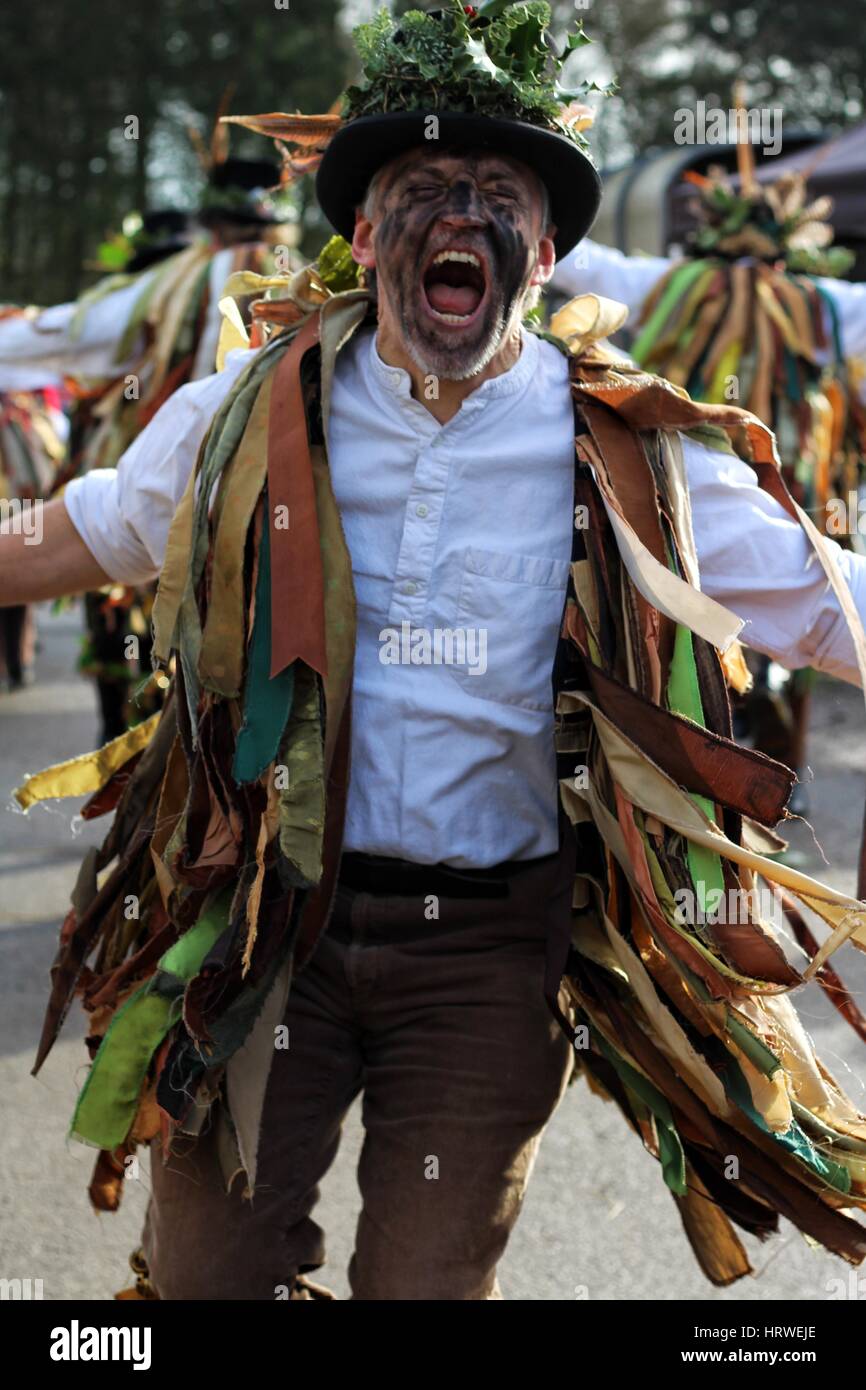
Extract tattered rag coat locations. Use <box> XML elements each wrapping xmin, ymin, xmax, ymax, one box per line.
<box><xmin>21</xmin><ymin>279</ymin><xmax>866</xmax><ymax>1286</ymax></box>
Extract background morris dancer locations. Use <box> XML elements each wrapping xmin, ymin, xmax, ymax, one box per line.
<box><xmin>0</xmin><ymin>144</ymin><xmax>298</xmax><ymax>741</ymax></box>
<box><xmin>553</xmin><ymin>124</ymin><xmax>866</xmax><ymax>808</ymax></box>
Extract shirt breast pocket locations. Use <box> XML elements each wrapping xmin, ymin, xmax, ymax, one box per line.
<box><xmin>449</xmin><ymin>546</ymin><xmax>570</xmax><ymax>711</ymax></box>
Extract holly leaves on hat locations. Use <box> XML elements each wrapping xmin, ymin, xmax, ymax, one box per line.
<box><xmin>343</xmin><ymin>2</ymin><xmax>601</xmax><ymax>151</ymax></box>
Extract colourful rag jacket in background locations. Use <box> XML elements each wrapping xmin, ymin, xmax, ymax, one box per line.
<box><xmin>630</xmin><ymin>257</ymin><xmax>866</xmax><ymax>520</ymax></box>
<box><xmin>59</xmin><ymin>239</ymin><xmax>290</xmax><ymax>716</ymax></box>
<box><xmin>18</xmin><ymin>270</ymin><xmax>866</xmax><ymax>1287</ymax></box>
<box><xmin>58</xmin><ymin>237</ymin><xmax>282</xmax><ymax>483</ymax></box>
<box><xmin>0</xmin><ymin>383</ymin><xmax>66</xmax><ymax>503</ymax></box>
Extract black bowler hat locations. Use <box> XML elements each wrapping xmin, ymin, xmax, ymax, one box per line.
<box><xmin>316</xmin><ymin>109</ymin><xmax>601</xmax><ymax>260</ymax></box>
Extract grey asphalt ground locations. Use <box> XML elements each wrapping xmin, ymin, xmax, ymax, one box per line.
<box><xmin>3</xmin><ymin>607</ymin><xmax>866</xmax><ymax>1301</ymax></box>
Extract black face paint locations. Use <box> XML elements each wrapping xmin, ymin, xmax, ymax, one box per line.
<box><xmin>371</xmin><ymin>152</ymin><xmax>540</xmax><ymax>381</ymax></box>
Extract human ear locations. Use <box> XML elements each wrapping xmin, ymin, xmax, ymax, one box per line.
<box><xmin>529</xmin><ymin>230</ymin><xmax>557</xmax><ymax>287</ymax></box>
<box><xmin>351</xmin><ymin>208</ymin><xmax>377</xmax><ymax>271</ymax></box>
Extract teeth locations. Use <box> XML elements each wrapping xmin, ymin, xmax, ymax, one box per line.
<box><xmin>436</xmin><ymin>311</ymin><xmax>472</xmax><ymax>323</ymax></box>
<box><xmin>431</xmin><ymin>250</ymin><xmax>481</xmax><ymax>268</ymax></box>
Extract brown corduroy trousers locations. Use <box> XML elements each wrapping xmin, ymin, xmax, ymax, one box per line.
<box><xmin>142</xmin><ymin>844</ymin><xmax>575</xmax><ymax>1300</ymax></box>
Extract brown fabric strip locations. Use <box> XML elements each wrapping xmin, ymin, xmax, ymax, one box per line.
<box><xmin>32</xmin><ymin>829</ymin><xmax>152</xmax><ymax>1075</ymax></box>
<box><xmin>701</xmin><ymin>263</ymin><xmax>752</xmax><ymax>385</ymax></box>
<box><xmin>775</xmin><ymin>885</ymin><xmax>866</xmax><ymax>1046</ymax></box>
<box><xmin>672</xmin><ymin>289</ymin><xmax>728</xmax><ymax>388</ymax></box>
<box><xmin>573</xmin><ymin>373</ymin><xmax>771</xmax><ymax>453</ymax></box>
<box><xmin>576</xmin><ymin>398</ymin><xmax>672</xmax><ymax>700</ymax></box>
<box><xmin>578</xmin><ymin>399</ymin><xmax>668</xmax><ymax>569</ymax></box>
<box><xmin>674</xmin><ymin>1161</ymin><xmax>754</xmax><ymax>1287</ymax></box>
<box><xmin>266</xmin><ymin>312</ymin><xmax>327</xmax><ymax>679</ymax></box>
<box><xmin>582</xmin><ymin>658</ymin><xmax>794</xmax><ymax>826</ymax></box>
<box><xmin>80</xmin><ymin>751</ymin><xmax>145</xmax><ymax>821</ymax></box>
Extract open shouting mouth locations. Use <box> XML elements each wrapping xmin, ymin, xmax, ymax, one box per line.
<box><xmin>421</xmin><ymin>248</ymin><xmax>489</xmax><ymax>326</ymax></box>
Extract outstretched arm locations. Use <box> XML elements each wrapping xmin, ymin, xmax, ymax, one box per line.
<box><xmin>0</xmin><ymin>498</ymin><xmax>110</xmax><ymax>603</ymax></box>
<box><xmin>684</xmin><ymin>433</ymin><xmax>866</xmax><ymax>685</ymax></box>
<box><xmin>0</xmin><ymin>347</ymin><xmax>255</xmax><ymax>607</ymax></box>
<box><xmin>0</xmin><ymin>271</ymin><xmax>159</xmax><ymax>391</ymax></box>
<box><xmin>816</xmin><ymin>275</ymin><xmax>866</xmax><ymax>364</ymax></box>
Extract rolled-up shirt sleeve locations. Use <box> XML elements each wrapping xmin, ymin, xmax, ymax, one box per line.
<box><xmin>63</xmin><ymin>347</ymin><xmax>256</xmax><ymax>585</ymax></box>
<box><xmin>683</xmin><ymin>433</ymin><xmax>866</xmax><ymax>685</ymax></box>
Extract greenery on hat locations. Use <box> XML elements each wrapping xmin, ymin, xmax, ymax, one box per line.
<box><xmin>342</xmin><ymin>1</ymin><xmax>602</xmax><ymax>152</ymax></box>
<box><xmin>316</xmin><ymin>235</ymin><xmax>362</xmax><ymax>293</ymax></box>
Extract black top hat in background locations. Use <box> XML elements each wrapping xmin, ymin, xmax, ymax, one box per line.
<box><xmin>197</xmin><ymin>155</ymin><xmax>286</xmax><ymax>227</ymax></box>
<box><xmin>125</xmin><ymin>208</ymin><xmax>192</xmax><ymax>272</ymax></box>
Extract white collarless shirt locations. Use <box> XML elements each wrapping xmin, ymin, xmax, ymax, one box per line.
<box><xmin>326</xmin><ymin>326</ymin><xmax>575</xmax><ymax>865</ymax></box>
<box><xmin>65</xmin><ymin>324</ymin><xmax>866</xmax><ymax>868</ymax></box>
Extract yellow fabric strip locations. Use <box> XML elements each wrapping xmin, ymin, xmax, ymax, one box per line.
<box><xmin>143</xmin><ymin>244</ymin><xmax>212</xmax><ymax>389</ymax></box>
<box><xmin>755</xmin><ymin>278</ymin><xmax>808</xmax><ymax>358</ymax></box>
<box><xmin>14</xmin><ymin>713</ymin><xmax>160</xmax><ymax>810</ymax></box>
<box><xmin>593</xmin><ymin>482</ymin><xmax>744</xmax><ymax>652</ymax></box>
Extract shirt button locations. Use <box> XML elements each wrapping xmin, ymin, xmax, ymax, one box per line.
<box><xmin>402</xmin><ymin>580</ymin><xmax>418</xmax><ymax>596</ymax></box>
<box><xmin>415</xmin><ymin>503</ymin><xmax>429</xmax><ymax>518</ymax></box>
<box><xmin>389</xmin><ymin>371</ymin><xmax>402</xmax><ymax>387</ymax></box>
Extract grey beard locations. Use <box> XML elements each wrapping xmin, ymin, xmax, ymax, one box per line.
<box><xmin>402</xmin><ymin>303</ymin><xmax>510</xmax><ymax>382</ymax></box>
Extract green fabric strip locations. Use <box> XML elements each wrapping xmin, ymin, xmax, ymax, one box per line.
<box><xmin>631</xmin><ymin>260</ymin><xmax>712</xmax><ymax>364</ymax></box>
<box><xmin>277</xmin><ymin>662</ymin><xmax>326</xmax><ymax>887</ymax></box>
<box><xmin>675</xmin><ymin>958</ymin><xmax>785</xmax><ymax>1065</ymax></box>
<box><xmin>724</xmin><ymin>1011</ymin><xmax>782</xmax><ymax>1078</ymax></box>
<box><xmin>69</xmin><ymin>889</ymin><xmax>233</xmax><ymax>1148</ymax></box>
<box><xmin>174</xmin><ymin>335</ymin><xmax>290</xmax><ymax>738</ymax></box>
<box><xmin>594</xmin><ymin>1032</ymin><xmax>687</xmax><ymax>1195</ymax></box>
<box><xmin>233</xmin><ymin>499</ymin><xmax>296</xmax><ymax>784</ymax></box>
<box><xmin>683</xmin><ymin>422</ymin><xmax>736</xmax><ymax>457</ymax></box>
<box><xmin>783</xmin><ymin>347</ymin><xmax>801</xmax><ymax>404</ymax></box>
<box><xmin>816</xmin><ymin>286</ymin><xmax>844</xmax><ymax>365</ymax></box>
<box><xmin>174</xmin><ymin>261</ymin><xmax>211</xmax><ymax>360</ymax></box>
<box><xmin>114</xmin><ymin>253</ymin><xmax>180</xmax><ymax>363</ymax></box>
<box><xmin>665</xmin><ymin>565</ymin><xmax>724</xmax><ymax>918</ymax></box>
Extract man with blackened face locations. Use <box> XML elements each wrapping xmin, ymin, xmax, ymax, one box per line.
<box><xmin>352</xmin><ymin>147</ymin><xmax>555</xmax><ymax>390</ymax></box>
<box><xmin>11</xmin><ymin>3</ymin><xmax>866</xmax><ymax>1307</ymax></box>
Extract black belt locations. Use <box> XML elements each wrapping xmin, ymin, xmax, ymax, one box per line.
<box><xmin>337</xmin><ymin>850</ymin><xmax>556</xmax><ymax>900</ymax></box>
